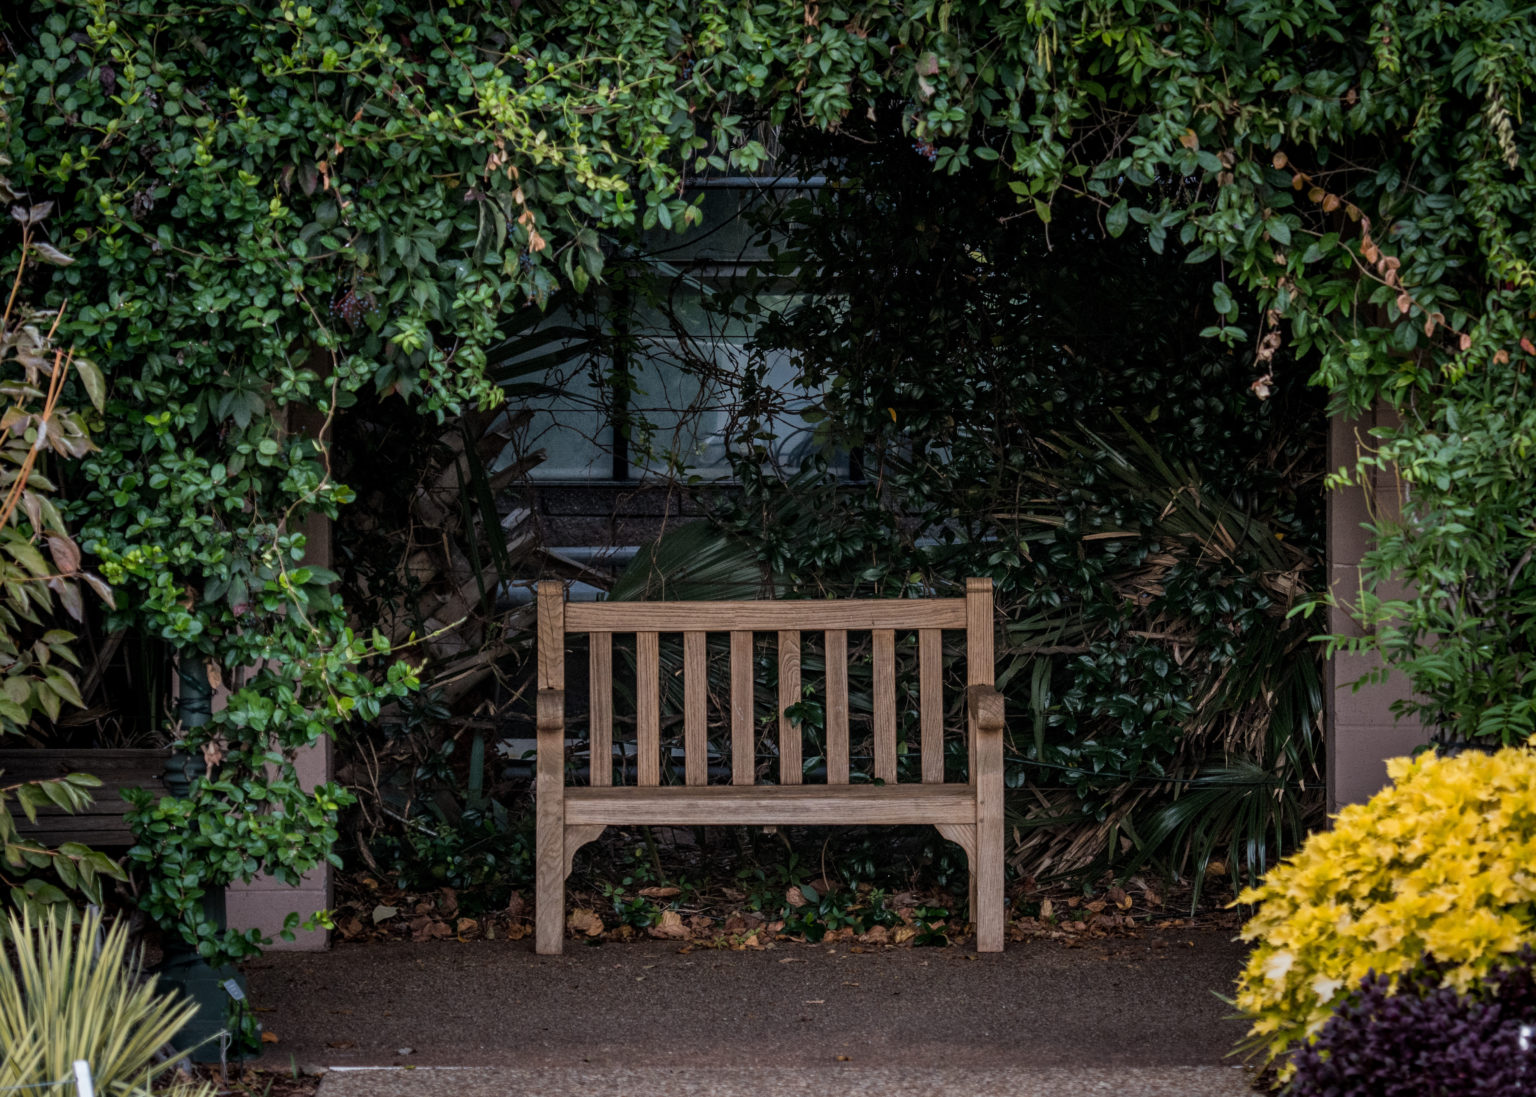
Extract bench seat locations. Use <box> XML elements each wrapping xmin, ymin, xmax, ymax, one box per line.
<box><xmin>565</xmin><ymin>783</ymin><xmax>979</xmax><ymax>827</ymax></box>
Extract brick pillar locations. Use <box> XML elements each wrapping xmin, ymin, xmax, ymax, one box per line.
<box><xmin>1325</xmin><ymin>402</ymin><xmax>1432</xmax><ymax>810</ymax></box>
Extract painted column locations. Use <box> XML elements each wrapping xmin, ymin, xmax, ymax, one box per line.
<box><xmin>1325</xmin><ymin>402</ymin><xmax>1431</xmax><ymax>810</ymax></box>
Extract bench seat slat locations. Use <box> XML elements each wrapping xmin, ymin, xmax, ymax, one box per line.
<box><xmin>565</xmin><ymin>599</ymin><xmax>966</xmax><ymax>633</ymax></box>
<box><xmin>565</xmin><ymin>784</ymin><xmax>976</xmax><ymax>827</ymax></box>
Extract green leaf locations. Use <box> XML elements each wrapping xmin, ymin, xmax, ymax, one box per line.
<box><xmin>1105</xmin><ymin>200</ymin><xmax>1129</xmax><ymax>238</ymax></box>
<box><xmin>73</xmin><ymin>358</ymin><xmax>106</xmax><ymax>412</ymax></box>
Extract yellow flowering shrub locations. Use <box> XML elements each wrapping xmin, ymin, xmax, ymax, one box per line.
<box><xmin>1233</xmin><ymin>743</ymin><xmax>1536</xmax><ymax>1072</ymax></box>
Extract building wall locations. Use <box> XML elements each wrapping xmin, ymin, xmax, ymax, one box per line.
<box><xmin>1324</xmin><ymin>402</ymin><xmax>1431</xmax><ymax>811</ymax></box>
<box><xmin>223</xmin><ymin>504</ymin><xmax>334</xmax><ymax>951</ymax></box>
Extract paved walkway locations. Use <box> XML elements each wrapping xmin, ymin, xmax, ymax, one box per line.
<box><xmin>245</xmin><ymin>927</ymin><xmax>1259</xmax><ymax>1095</ymax></box>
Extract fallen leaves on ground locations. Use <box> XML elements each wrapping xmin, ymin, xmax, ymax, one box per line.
<box><xmin>187</xmin><ymin>1064</ymin><xmax>321</xmax><ymax>1097</ymax></box>
<box><xmin>332</xmin><ymin>882</ymin><xmax>535</xmax><ymax>944</ymax></box>
<box><xmin>332</xmin><ymin>871</ymin><xmax>1239</xmax><ymax>952</ymax></box>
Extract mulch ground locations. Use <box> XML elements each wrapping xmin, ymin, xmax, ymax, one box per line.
<box><xmin>327</xmin><ymin>869</ymin><xmax>1244</xmax><ymax>951</ymax></box>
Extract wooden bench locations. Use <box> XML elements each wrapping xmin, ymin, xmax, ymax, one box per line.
<box><xmin>0</xmin><ymin>748</ymin><xmax>170</xmax><ymax>848</ymax></box>
<box><xmin>534</xmin><ymin>578</ymin><xmax>1006</xmax><ymax>954</ymax></box>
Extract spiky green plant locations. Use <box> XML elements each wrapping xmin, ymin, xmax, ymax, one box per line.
<box><xmin>0</xmin><ymin>908</ymin><xmax>213</xmax><ymax>1096</ymax></box>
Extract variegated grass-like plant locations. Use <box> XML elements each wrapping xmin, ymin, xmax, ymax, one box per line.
<box><xmin>0</xmin><ymin>908</ymin><xmax>213</xmax><ymax>1096</ymax></box>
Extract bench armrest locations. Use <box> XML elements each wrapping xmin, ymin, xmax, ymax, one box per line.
<box><xmin>967</xmin><ymin>684</ymin><xmax>1005</xmax><ymax>734</ymax></box>
<box><xmin>536</xmin><ymin>689</ymin><xmax>565</xmax><ymax>733</ymax></box>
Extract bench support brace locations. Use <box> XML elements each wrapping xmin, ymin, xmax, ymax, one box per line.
<box><xmin>563</xmin><ymin>824</ymin><xmax>606</xmax><ymax>880</ymax></box>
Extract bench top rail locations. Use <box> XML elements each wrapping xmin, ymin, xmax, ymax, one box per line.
<box><xmin>563</xmin><ymin>598</ymin><xmax>967</xmax><ymax>633</ymax></box>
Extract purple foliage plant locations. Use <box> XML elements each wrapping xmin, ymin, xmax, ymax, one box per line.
<box><xmin>1286</xmin><ymin>947</ymin><xmax>1536</xmax><ymax>1096</ymax></box>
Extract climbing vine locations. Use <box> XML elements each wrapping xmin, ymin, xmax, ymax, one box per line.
<box><xmin>0</xmin><ymin>0</ymin><xmax>1531</xmax><ymax>958</ymax></box>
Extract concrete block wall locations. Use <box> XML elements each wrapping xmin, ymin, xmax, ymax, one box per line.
<box><xmin>224</xmin><ymin>504</ymin><xmax>335</xmax><ymax>951</ymax></box>
<box><xmin>224</xmin><ymin>734</ymin><xmax>334</xmax><ymax>950</ymax></box>
<box><xmin>1325</xmin><ymin>403</ymin><xmax>1432</xmax><ymax>810</ymax></box>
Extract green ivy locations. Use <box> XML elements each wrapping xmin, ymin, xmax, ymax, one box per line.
<box><xmin>0</xmin><ymin>0</ymin><xmax>1531</xmax><ymax>959</ymax></box>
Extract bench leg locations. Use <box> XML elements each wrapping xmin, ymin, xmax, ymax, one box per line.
<box><xmin>536</xmin><ymin>784</ymin><xmax>564</xmax><ymax>955</ymax></box>
<box><xmin>974</xmin><ymin>737</ymin><xmax>1005</xmax><ymax>952</ymax></box>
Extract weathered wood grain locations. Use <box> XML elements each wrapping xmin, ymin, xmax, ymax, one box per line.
<box><xmin>825</xmin><ymin>629</ymin><xmax>849</xmax><ymax>785</ymax></box>
<box><xmin>730</xmin><ymin>630</ymin><xmax>754</xmax><ymax>785</ymax></box>
<box><xmin>589</xmin><ymin>633</ymin><xmax>612</xmax><ymax>786</ymax></box>
<box><xmin>566</xmin><ymin>783</ymin><xmax>977</xmax><ymax>826</ymax></box>
<box><xmin>873</xmin><ymin>628</ymin><xmax>896</xmax><ymax>784</ymax></box>
<box><xmin>566</xmin><ymin>599</ymin><xmax>965</xmax><ymax>633</ymax></box>
<box><xmin>778</xmin><ymin>630</ymin><xmax>801</xmax><ymax>785</ymax></box>
<box><xmin>684</xmin><ymin>631</ymin><xmax>707</xmax><ymax>786</ymax></box>
<box><xmin>534</xmin><ymin>581</ymin><xmax>566</xmax><ymax>956</ymax></box>
<box><xmin>637</xmin><ymin>631</ymin><xmax>660</xmax><ymax>787</ymax></box>
<box><xmin>920</xmin><ymin>627</ymin><xmax>943</xmax><ymax>784</ymax></box>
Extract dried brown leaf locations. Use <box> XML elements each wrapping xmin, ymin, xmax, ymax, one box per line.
<box><xmin>648</xmin><ymin>910</ymin><xmax>688</xmax><ymax>939</ymax></box>
<box><xmin>567</xmin><ymin>908</ymin><xmax>604</xmax><ymax>937</ymax></box>
<box><xmin>44</xmin><ymin>531</ymin><xmax>80</xmax><ymax>574</ymax></box>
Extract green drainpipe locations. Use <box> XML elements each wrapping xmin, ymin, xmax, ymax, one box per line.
<box><xmin>158</xmin><ymin>658</ymin><xmax>258</xmax><ymax>1063</ymax></box>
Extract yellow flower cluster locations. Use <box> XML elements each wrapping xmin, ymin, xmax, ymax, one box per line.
<box><xmin>1233</xmin><ymin>743</ymin><xmax>1536</xmax><ymax>1072</ymax></box>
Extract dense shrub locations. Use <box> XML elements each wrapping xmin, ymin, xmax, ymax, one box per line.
<box><xmin>1234</xmin><ymin>744</ymin><xmax>1536</xmax><ymax>1072</ymax></box>
<box><xmin>1286</xmin><ymin>950</ymin><xmax>1536</xmax><ymax>1097</ymax></box>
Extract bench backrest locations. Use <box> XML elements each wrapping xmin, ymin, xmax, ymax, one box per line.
<box><xmin>538</xmin><ymin>578</ymin><xmax>995</xmax><ymax>788</ymax></box>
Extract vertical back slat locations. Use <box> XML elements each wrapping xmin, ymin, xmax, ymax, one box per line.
<box><xmin>825</xmin><ymin>629</ymin><xmax>849</xmax><ymax>785</ymax></box>
<box><xmin>684</xmin><ymin>631</ymin><xmax>707</xmax><ymax>786</ymax></box>
<box><xmin>637</xmin><ymin>630</ymin><xmax>660</xmax><ymax>786</ymax></box>
<box><xmin>778</xmin><ymin>630</ymin><xmax>801</xmax><ymax>785</ymax></box>
<box><xmin>873</xmin><ymin>628</ymin><xmax>897</xmax><ymax>783</ymax></box>
<box><xmin>589</xmin><ymin>633</ymin><xmax>613</xmax><ymax>786</ymax></box>
<box><xmin>919</xmin><ymin>627</ymin><xmax>942</xmax><ymax>784</ymax></box>
<box><xmin>730</xmin><ymin>631</ymin><xmax>754</xmax><ymax>785</ymax></box>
